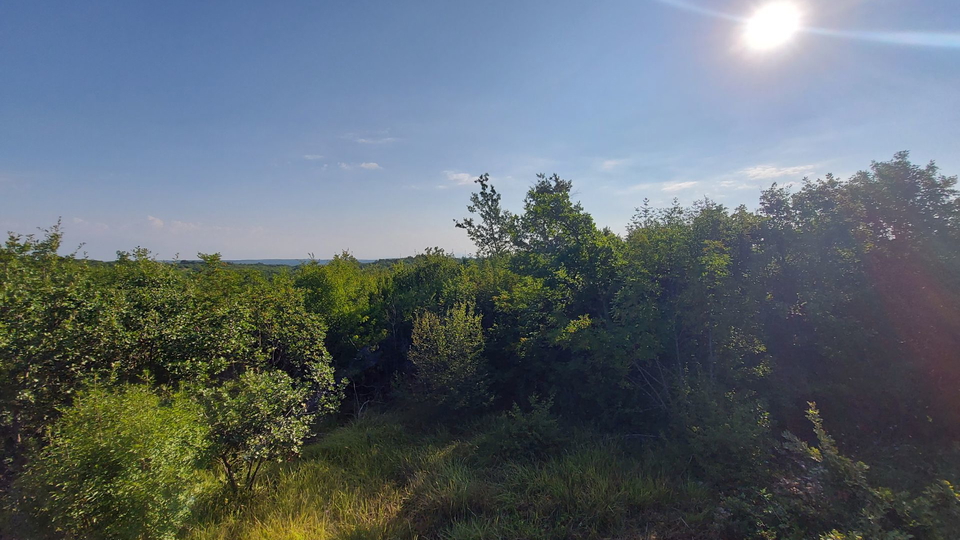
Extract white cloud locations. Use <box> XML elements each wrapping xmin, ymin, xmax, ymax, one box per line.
<box><xmin>339</xmin><ymin>162</ymin><xmax>382</xmax><ymax>170</ymax></box>
<box><xmin>600</xmin><ymin>159</ymin><xmax>628</xmax><ymax>171</ymax></box>
<box><xmin>443</xmin><ymin>170</ymin><xmax>475</xmax><ymax>185</ymax></box>
<box><xmin>303</xmin><ymin>154</ymin><xmax>324</xmax><ymax>160</ymax></box>
<box><xmin>662</xmin><ymin>181</ymin><xmax>699</xmax><ymax>192</ymax></box>
<box><xmin>719</xmin><ymin>180</ymin><xmax>755</xmax><ymax>190</ymax></box>
<box><xmin>354</xmin><ymin>137</ymin><xmax>398</xmax><ymax>144</ymax></box>
<box><xmin>147</xmin><ymin>215</ymin><xmax>164</xmax><ymax>229</ymax></box>
<box><xmin>741</xmin><ymin>164</ymin><xmax>815</xmax><ymax>180</ymax></box>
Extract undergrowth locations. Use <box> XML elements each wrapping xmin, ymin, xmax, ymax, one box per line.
<box><xmin>185</xmin><ymin>405</ymin><xmax>960</xmax><ymax>540</ymax></box>
<box><xmin>184</xmin><ymin>412</ymin><xmax>710</xmax><ymax>540</ymax></box>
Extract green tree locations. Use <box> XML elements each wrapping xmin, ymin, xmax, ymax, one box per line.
<box><xmin>455</xmin><ymin>173</ymin><xmax>515</xmax><ymax>257</ymax></box>
<box><xmin>294</xmin><ymin>252</ymin><xmax>381</xmax><ymax>366</ymax></box>
<box><xmin>0</xmin><ymin>225</ymin><xmax>124</xmax><ymax>468</ymax></box>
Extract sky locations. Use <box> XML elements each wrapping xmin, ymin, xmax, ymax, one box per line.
<box><xmin>2</xmin><ymin>0</ymin><xmax>959</xmax><ymax>260</ymax></box>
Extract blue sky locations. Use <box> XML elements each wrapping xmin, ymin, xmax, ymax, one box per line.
<box><xmin>2</xmin><ymin>0</ymin><xmax>959</xmax><ymax>260</ymax></box>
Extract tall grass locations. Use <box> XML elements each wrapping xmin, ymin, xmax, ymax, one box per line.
<box><xmin>185</xmin><ymin>413</ymin><xmax>709</xmax><ymax>540</ymax></box>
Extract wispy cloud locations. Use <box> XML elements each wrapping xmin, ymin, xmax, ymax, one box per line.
<box><xmin>719</xmin><ymin>180</ymin><xmax>749</xmax><ymax>190</ymax></box>
<box><xmin>662</xmin><ymin>181</ymin><xmax>699</xmax><ymax>192</ymax></box>
<box><xmin>741</xmin><ymin>164</ymin><xmax>815</xmax><ymax>180</ymax></box>
<box><xmin>303</xmin><ymin>154</ymin><xmax>324</xmax><ymax>160</ymax></box>
<box><xmin>73</xmin><ymin>217</ymin><xmax>109</xmax><ymax>232</ymax></box>
<box><xmin>343</xmin><ymin>132</ymin><xmax>399</xmax><ymax>144</ymax></box>
<box><xmin>443</xmin><ymin>170</ymin><xmax>475</xmax><ymax>186</ymax></box>
<box><xmin>145</xmin><ymin>216</ymin><xmax>235</xmax><ymax>235</ymax></box>
<box><xmin>169</xmin><ymin>220</ymin><xmax>203</xmax><ymax>233</ymax></box>
<box><xmin>600</xmin><ymin>159</ymin><xmax>628</xmax><ymax>171</ymax></box>
<box><xmin>339</xmin><ymin>162</ymin><xmax>382</xmax><ymax>171</ymax></box>
<box><xmin>354</xmin><ymin>137</ymin><xmax>398</xmax><ymax>144</ymax></box>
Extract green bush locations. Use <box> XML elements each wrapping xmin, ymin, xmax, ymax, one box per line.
<box><xmin>17</xmin><ymin>385</ymin><xmax>210</xmax><ymax>540</ymax></box>
<box><xmin>194</xmin><ymin>368</ymin><xmax>340</xmax><ymax>493</ymax></box>
<box><xmin>671</xmin><ymin>379</ymin><xmax>773</xmax><ymax>487</ymax></box>
<box><xmin>406</xmin><ymin>302</ymin><xmax>490</xmax><ymax>413</ymax></box>
<box><xmin>719</xmin><ymin>404</ymin><xmax>960</xmax><ymax>539</ymax></box>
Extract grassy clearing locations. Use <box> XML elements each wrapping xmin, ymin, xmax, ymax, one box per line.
<box><xmin>184</xmin><ymin>413</ymin><xmax>711</xmax><ymax>540</ymax></box>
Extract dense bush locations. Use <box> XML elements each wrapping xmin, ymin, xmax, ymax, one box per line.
<box><xmin>17</xmin><ymin>385</ymin><xmax>210</xmax><ymax>540</ymax></box>
<box><xmin>193</xmin><ymin>368</ymin><xmax>341</xmax><ymax>493</ymax></box>
<box><xmin>670</xmin><ymin>379</ymin><xmax>774</xmax><ymax>487</ymax></box>
<box><xmin>718</xmin><ymin>404</ymin><xmax>960</xmax><ymax>539</ymax></box>
<box><xmin>406</xmin><ymin>302</ymin><xmax>489</xmax><ymax>413</ymax></box>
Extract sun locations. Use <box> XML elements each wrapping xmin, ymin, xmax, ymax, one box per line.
<box><xmin>744</xmin><ymin>2</ymin><xmax>802</xmax><ymax>51</ymax></box>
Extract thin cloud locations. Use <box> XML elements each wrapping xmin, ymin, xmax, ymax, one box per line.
<box><xmin>662</xmin><ymin>181</ymin><xmax>699</xmax><ymax>192</ymax></box>
<box><xmin>741</xmin><ymin>164</ymin><xmax>815</xmax><ymax>179</ymax></box>
<box><xmin>354</xmin><ymin>137</ymin><xmax>398</xmax><ymax>144</ymax></box>
<box><xmin>340</xmin><ymin>162</ymin><xmax>382</xmax><ymax>170</ymax></box>
<box><xmin>146</xmin><ymin>216</ymin><xmax>235</xmax><ymax>235</ymax></box>
<box><xmin>303</xmin><ymin>154</ymin><xmax>324</xmax><ymax>160</ymax></box>
<box><xmin>170</xmin><ymin>220</ymin><xmax>202</xmax><ymax>233</ymax></box>
<box><xmin>72</xmin><ymin>217</ymin><xmax>109</xmax><ymax>232</ymax></box>
<box><xmin>719</xmin><ymin>180</ymin><xmax>755</xmax><ymax>190</ymax></box>
<box><xmin>443</xmin><ymin>170</ymin><xmax>475</xmax><ymax>185</ymax></box>
<box><xmin>343</xmin><ymin>132</ymin><xmax>399</xmax><ymax>144</ymax></box>
<box><xmin>600</xmin><ymin>159</ymin><xmax>628</xmax><ymax>171</ymax></box>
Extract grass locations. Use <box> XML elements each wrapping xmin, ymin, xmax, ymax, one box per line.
<box><xmin>184</xmin><ymin>412</ymin><xmax>712</xmax><ymax>540</ymax></box>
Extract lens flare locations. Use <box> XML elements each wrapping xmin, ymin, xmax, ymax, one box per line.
<box><xmin>744</xmin><ymin>2</ymin><xmax>803</xmax><ymax>50</ymax></box>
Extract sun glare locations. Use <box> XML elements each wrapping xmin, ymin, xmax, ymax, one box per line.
<box><xmin>744</xmin><ymin>2</ymin><xmax>802</xmax><ymax>51</ymax></box>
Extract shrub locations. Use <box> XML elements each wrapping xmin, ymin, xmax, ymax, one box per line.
<box><xmin>406</xmin><ymin>302</ymin><xmax>490</xmax><ymax>413</ymax></box>
<box><xmin>475</xmin><ymin>395</ymin><xmax>563</xmax><ymax>463</ymax></box>
<box><xmin>194</xmin><ymin>368</ymin><xmax>340</xmax><ymax>493</ymax></box>
<box><xmin>671</xmin><ymin>379</ymin><xmax>773</xmax><ymax>487</ymax></box>
<box><xmin>17</xmin><ymin>385</ymin><xmax>210</xmax><ymax>540</ymax></box>
<box><xmin>719</xmin><ymin>403</ymin><xmax>960</xmax><ymax>539</ymax></box>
